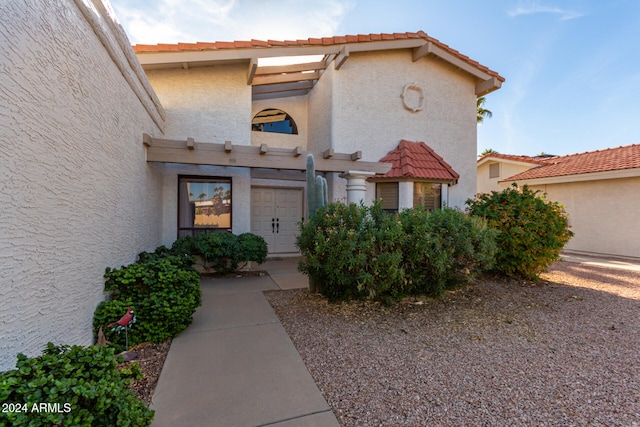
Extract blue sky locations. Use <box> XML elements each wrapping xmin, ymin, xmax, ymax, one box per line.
<box><xmin>109</xmin><ymin>0</ymin><xmax>640</xmax><ymax>156</ymax></box>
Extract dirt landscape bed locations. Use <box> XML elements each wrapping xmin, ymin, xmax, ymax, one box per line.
<box><xmin>264</xmin><ymin>261</ymin><xmax>640</xmax><ymax>426</ymax></box>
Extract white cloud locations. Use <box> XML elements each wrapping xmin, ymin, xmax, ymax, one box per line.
<box><xmin>110</xmin><ymin>0</ymin><xmax>354</xmax><ymax>44</ymax></box>
<box><xmin>508</xmin><ymin>4</ymin><xmax>584</xmax><ymax>21</ymax></box>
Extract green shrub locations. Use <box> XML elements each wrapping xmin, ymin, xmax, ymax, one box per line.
<box><xmin>467</xmin><ymin>184</ymin><xmax>573</xmax><ymax>279</ymax></box>
<box><xmin>399</xmin><ymin>207</ymin><xmax>496</xmax><ymax>297</ymax></box>
<box><xmin>297</xmin><ymin>202</ymin><xmax>405</xmax><ymax>302</ymax></box>
<box><xmin>93</xmin><ymin>255</ymin><xmax>201</xmax><ymax>351</ymax></box>
<box><xmin>237</xmin><ymin>233</ymin><xmax>268</xmax><ymax>265</ymax></box>
<box><xmin>298</xmin><ymin>203</ymin><xmax>496</xmax><ymax>302</ymax></box>
<box><xmin>0</xmin><ymin>343</ymin><xmax>153</xmax><ymax>426</ymax></box>
<box><xmin>137</xmin><ymin>245</ymin><xmax>196</xmax><ymax>268</ymax></box>
<box><xmin>170</xmin><ymin>232</ymin><xmax>267</xmax><ymax>274</ymax></box>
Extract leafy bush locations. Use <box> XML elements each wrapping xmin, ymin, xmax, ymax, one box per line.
<box><xmin>93</xmin><ymin>255</ymin><xmax>201</xmax><ymax>351</ymax></box>
<box><xmin>467</xmin><ymin>184</ymin><xmax>573</xmax><ymax>279</ymax></box>
<box><xmin>237</xmin><ymin>233</ymin><xmax>268</xmax><ymax>265</ymax></box>
<box><xmin>0</xmin><ymin>343</ymin><xmax>153</xmax><ymax>426</ymax></box>
<box><xmin>399</xmin><ymin>207</ymin><xmax>497</xmax><ymax>297</ymax></box>
<box><xmin>170</xmin><ymin>232</ymin><xmax>267</xmax><ymax>274</ymax></box>
<box><xmin>297</xmin><ymin>203</ymin><xmax>495</xmax><ymax>302</ymax></box>
<box><xmin>297</xmin><ymin>202</ymin><xmax>405</xmax><ymax>302</ymax></box>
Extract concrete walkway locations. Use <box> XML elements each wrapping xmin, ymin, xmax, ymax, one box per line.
<box><xmin>150</xmin><ymin>258</ymin><xmax>339</xmax><ymax>427</ymax></box>
<box><xmin>561</xmin><ymin>251</ymin><xmax>640</xmax><ymax>272</ymax></box>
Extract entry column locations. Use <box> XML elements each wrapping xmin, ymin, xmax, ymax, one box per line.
<box><xmin>339</xmin><ymin>170</ymin><xmax>376</xmax><ymax>204</ymax></box>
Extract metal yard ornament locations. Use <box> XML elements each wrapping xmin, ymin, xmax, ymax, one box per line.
<box><xmin>108</xmin><ymin>307</ymin><xmax>136</xmax><ymax>350</ymax></box>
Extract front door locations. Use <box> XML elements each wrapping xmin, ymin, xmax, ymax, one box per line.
<box><xmin>251</xmin><ymin>188</ymin><xmax>303</xmax><ymax>253</ymax></box>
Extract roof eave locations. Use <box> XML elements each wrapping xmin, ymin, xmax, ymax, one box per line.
<box><xmin>500</xmin><ymin>167</ymin><xmax>640</xmax><ymax>185</ymax></box>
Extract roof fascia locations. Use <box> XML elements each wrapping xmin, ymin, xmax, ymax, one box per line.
<box><xmin>501</xmin><ymin>168</ymin><xmax>640</xmax><ymax>185</ymax></box>
<box><xmin>136</xmin><ymin>39</ymin><xmax>426</xmax><ymax>67</ymax></box>
<box><xmin>477</xmin><ymin>157</ymin><xmax>543</xmax><ymax>168</ymax></box>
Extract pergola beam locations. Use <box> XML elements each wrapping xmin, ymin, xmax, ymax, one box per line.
<box><xmin>334</xmin><ymin>46</ymin><xmax>349</xmax><ymax>70</ymax></box>
<box><xmin>247</xmin><ymin>57</ymin><xmax>258</xmax><ymax>84</ymax></box>
<box><xmin>256</xmin><ymin>60</ymin><xmax>326</xmax><ymax>75</ymax></box>
<box><xmin>252</xmin><ymin>70</ymin><xmax>319</xmax><ymax>86</ymax></box>
<box><xmin>475</xmin><ymin>76</ymin><xmax>502</xmax><ymax>96</ymax></box>
<box><xmin>142</xmin><ymin>135</ymin><xmax>391</xmax><ymax>174</ymax></box>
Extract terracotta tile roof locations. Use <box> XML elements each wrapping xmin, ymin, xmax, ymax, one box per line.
<box><xmin>133</xmin><ymin>31</ymin><xmax>504</xmax><ymax>82</ymax></box>
<box><xmin>502</xmin><ymin>144</ymin><xmax>640</xmax><ymax>181</ymax></box>
<box><xmin>372</xmin><ymin>140</ymin><xmax>460</xmax><ymax>182</ymax></box>
<box><xmin>477</xmin><ymin>153</ymin><xmax>553</xmax><ymax>166</ymax></box>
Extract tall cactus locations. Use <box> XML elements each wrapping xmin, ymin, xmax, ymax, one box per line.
<box><xmin>305</xmin><ymin>154</ymin><xmax>328</xmax><ymax>294</ymax></box>
<box><xmin>306</xmin><ymin>154</ymin><xmax>328</xmax><ymax>217</ymax></box>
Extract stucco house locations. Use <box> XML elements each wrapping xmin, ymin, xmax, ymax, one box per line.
<box><xmin>0</xmin><ymin>0</ymin><xmax>502</xmax><ymax>370</ymax></box>
<box><xmin>477</xmin><ymin>145</ymin><xmax>640</xmax><ymax>259</ymax></box>
<box><xmin>477</xmin><ymin>153</ymin><xmax>553</xmax><ymax>194</ymax></box>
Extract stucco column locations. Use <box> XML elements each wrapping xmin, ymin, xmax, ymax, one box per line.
<box><xmin>441</xmin><ymin>184</ymin><xmax>449</xmax><ymax>208</ymax></box>
<box><xmin>339</xmin><ymin>171</ymin><xmax>376</xmax><ymax>204</ymax></box>
<box><xmin>398</xmin><ymin>181</ymin><xmax>413</xmax><ymax>210</ymax></box>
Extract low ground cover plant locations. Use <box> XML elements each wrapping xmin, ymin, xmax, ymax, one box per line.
<box><xmin>467</xmin><ymin>184</ymin><xmax>573</xmax><ymax>279</ymax></box>
<box><xmin>0</xmin><ymin>343</ymin><xmax>154</xmax><ymax>426</ymax></box>
<box><xmin>297</xmin><ymin>202</ymin><xmax>496</xmax><ymax>302</ymax></box>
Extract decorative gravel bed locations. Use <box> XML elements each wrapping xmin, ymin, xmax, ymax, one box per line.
<box><xmin>264</xmin><ymin>261</ymin><xmax>640</xmax><ymax>426</ymax></box>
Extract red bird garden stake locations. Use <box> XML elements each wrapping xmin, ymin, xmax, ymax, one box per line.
<box><xmin>107</xmin><ymin>307</ymin><xmax>136</xmax><ymax>350</ymax></box>
<box><xmin>108</xmin><ymin>307</ymin><xmax>135</xmax><ymax>328</ymax></box>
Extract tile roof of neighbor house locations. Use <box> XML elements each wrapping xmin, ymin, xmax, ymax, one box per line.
<box><xmin>477</xmin><ymin>153</ymin><xmax>553</xmax><ymax>166</ymax></box>
<box><xmin>501</xmin><ymin>144</ymin><xmax>640</xmax><ymax>181</ymax></box>
<box><xmin>372</xmin><ymin>140</ymin><xmax>460</xmax><ymax>182</ymax></box>
<box><xmin>133</xmin><ymin>31</ymin><xmax>504</xmax><ymax>82</ymax></box>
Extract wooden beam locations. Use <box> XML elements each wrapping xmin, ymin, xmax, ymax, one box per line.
<box><xmin>293</xmin><ymin>146</ymin><xmax>303</xmax><ymax>157</ymax></box>
<box><xmin>323</xmin><ymin>148</ymin><xmax>334</xmax><ymax>159</ymax></box>
<box><xmin>143</xmin><ymin>137</ymin><xmax>391</xmax><ymax>174</ymax></box>
<box><xmin>252</xmin><ymin>81</ymin><xmax>313</xmax><ymax>95</ymax></box>
<box><xmin>260</xmin><ymin>144</ymin><xmax>268</xmax><ymax>154</ymax></box>
<box><xmin>334</xmin><ymin>46</ymin><xmax>349</xmax><ymax>70</ymax></box>
<box><xmin>224</xmin><ymin>140</ymin><xmax>232</xmax><ymax>152</ymax></box>
<box><xmin>350</xmin><ymin>151</ymin><xmax>362</xmax><ymax>161</ymax></box>
<box><xmin>247</xmin><ymin>57</ymin><xmax>258</xmax><ymax>84</ymax></box>
<box><xmin>252</xmin><ymin>89</ymin><xmax>311</xmax><ymax>101</ymax></box>
<box><xmin>252</xmin><ymin>113</ymin><xmax>287</xmax><ymax>124</ymax></box>
<box><xmin>252</xmin><ymin>71</ymin><xmax>319</xmax><ymax>86</ymax></box>
<box><xmin>256</xmin><ymin>61</ymin><xmax>326</xmax><ymax>75</ymax></box>
<box><xmin>412</xmin><ymin>42</ymin><xmax>433</xmax><ymax>62</ymax></box>
<box><xmin>187</xmin><ymin>137</ymin><xmax>195</xmax><ymax>150</ymax></box>
<box><xmin>142</xmin><ymin>133</ymin><xmax>153</xmax><ymax>147</ymax></box>
<box><xmin>475</xmin><ymin>76</ymin><xmax>502</xmax><ymax>96</ymax></box>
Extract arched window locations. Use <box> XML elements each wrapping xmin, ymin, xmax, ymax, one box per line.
<box><xmin>251</xmin><ymin>108</ymin><xmax>298</xmax><ymax>134</ymax></box>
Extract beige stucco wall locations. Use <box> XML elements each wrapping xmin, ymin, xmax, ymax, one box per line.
<box><xmin>0</xmin><ymin>0</ymin><xmax>164</xmax><ymax>370</ymax></box>
<box><xmin>330</xmin><ymin>50</ymin><xmax>478</xmax><ymax>208</ymax></box>
<box><xmin>308</xmin><ymin>63</ymin><xmax>335</xmax><ymax>155</ymax></box>
<box><xmin>145</xmin><ymin>65</ymin><xmax>254</xmax><ymax>240</ymax></box>
<box><xmin>477</xmin><ymin>161</ymin><xmax>536</xmax><ymax>194</ymax></box>
<box><xmin>251</xmin><ymin>96</ymin><xmax>308</xmax><ymax>150</ymax></box>
<box><xmin>528</xmin><ymin>177</ymin><xmax>640</xmax><ymax>258</ymax></box>
<box><xmin>146</xmin><ymin>64</ymin><xmax>251</xmax><ymax>144</ymax></box>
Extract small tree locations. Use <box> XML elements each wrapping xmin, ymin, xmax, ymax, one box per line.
<box><xmin>467</xmin><ymin>185</ymin><xmax>573</xmax><ymax>279</ymax></box>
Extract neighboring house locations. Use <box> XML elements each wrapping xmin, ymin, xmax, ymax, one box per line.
<box><xmin>0</xmin><ymin>0</ymin><xmax>502</xmax><ymax>370</ymax></box>
<box><xmin>477</xmin><ymin>153</ymin><xmax>552</xmax><ymax>194</ymax></box>
<box><xmin>477</xmin><ymin>146</ymin><xmax>640</xmax><ymax>259</ymax></box>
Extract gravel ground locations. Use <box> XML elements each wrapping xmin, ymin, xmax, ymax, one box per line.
<box><xmin>264</xmin><ymin>261</ymin><xmax>640</xmax><ymax>426</ymax></box>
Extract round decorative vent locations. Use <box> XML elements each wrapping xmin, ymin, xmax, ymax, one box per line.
<box><xmin>401</xmin><ymin>83</ymin><xmax>425</xmax><ymax>112</ymax></box>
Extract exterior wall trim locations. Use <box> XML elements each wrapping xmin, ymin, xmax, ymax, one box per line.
<box><xmin>74</xmin><ymin>0</ymin><xmax>166</xmax><ymax>130</ymax></box>
<box><xmin>502</xmin><ymin>167</ymin><xmax>640</xmax><ymax>186</ymax></box>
